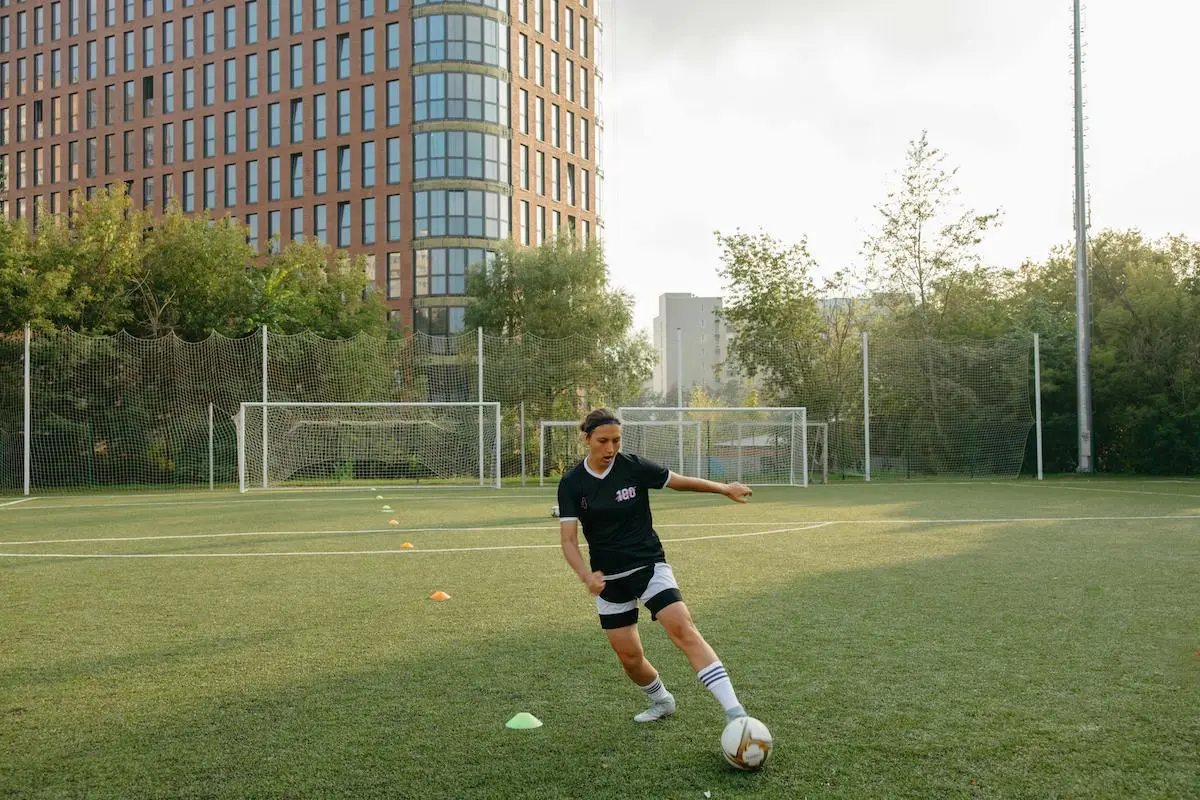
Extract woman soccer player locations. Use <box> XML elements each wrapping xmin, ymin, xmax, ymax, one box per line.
<box><xmin>557</xmin><ymin>408</ymin><xmax>754</xmax><ymax>723</ymax></box>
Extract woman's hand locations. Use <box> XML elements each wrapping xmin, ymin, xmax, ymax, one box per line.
<box><xmin>724</xmin><ymin>482</ymin><xmax>753</xmax><ymax>503</ymax></box>
<box><xmin>582</xmin><ymin>570</ymin><xmax>606</xmax><ymax>595</ymax></box>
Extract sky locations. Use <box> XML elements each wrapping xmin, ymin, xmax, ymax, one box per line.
<box><xmin>596</xmin><ymin>0</ymin><xmax>1200</xmax><ymax>333</ymax></box>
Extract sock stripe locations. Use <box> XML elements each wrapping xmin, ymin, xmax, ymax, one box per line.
<box><xmin>699</xmin><ymin>669</ymin><xmax>728</xmax><ymax>688</ymax></box>
<box><xmin>640</xmin><ymin>679</ymin><xmax>663</xmax><ymax>696</ymax></box>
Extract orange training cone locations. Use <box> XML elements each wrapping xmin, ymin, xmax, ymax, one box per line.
<box><xmin>389</xmin><ymin>519</ymin><xmax>400</xmax><ymax>526</ymax></box>
<box><xmin>429</xmin><ymin>591</ymin><xmax>451</xmax><ymax>601</ymax></box>
<box><xmin>400</xmin><ymin>542</ymin><xmax>415</xmax><ymax>549</ymax></box>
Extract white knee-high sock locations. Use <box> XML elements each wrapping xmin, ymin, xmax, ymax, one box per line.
<box><xmin>697</xmin><ymin>661</ymin><xmax>743</xmax><ymax>715</ymax></box>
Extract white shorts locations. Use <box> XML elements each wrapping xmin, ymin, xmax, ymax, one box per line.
<box><xmin>594</xmin><ymin>563</ymin><xmax>682</xmax><ymax>629</ymax></box>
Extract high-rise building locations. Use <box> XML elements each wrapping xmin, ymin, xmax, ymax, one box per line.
<box><xmin>0</xmin><ymin>0</ymin><xmax>601</xmax><ymax>332</ymax></box>
<box><xmin>651</xmin><ymin>292</ymin><xmax>735</xmax><ymax>400</ymax></box>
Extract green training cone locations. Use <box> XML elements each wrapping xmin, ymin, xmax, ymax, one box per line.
<box><xmin>505</xmin><ymin>712</ymin><xmax>543</xmax><ymax>730</ymax></box>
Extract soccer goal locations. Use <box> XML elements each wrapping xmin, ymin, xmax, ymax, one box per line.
<box><xmin>537</xmin><ymin>419</ymin><xmax>704</xmax><ymax>486</ymax></box>
<box><xmin>617</xmin><ymin>407</ymin><xmax>818</xmax><ymax>486</ymax></box>
<box><xmin>236</xmin><ymin>402</ymin><xmax>501</xmax><ymax>491</ymax></box>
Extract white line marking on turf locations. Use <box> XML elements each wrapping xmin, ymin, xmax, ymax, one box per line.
<box><xmin>3</xmin><ymin>516</ymin><xmax>1197</xmax><ymax>559</ymax></box>
<box><xmin>991</xmin><ymin>483</ymin><xmax>1200</xmax><ymax>500</ymax></box>
<box><xmin>0</xmin><ymin>497</ymin><xmax>36</xmax><ymax>507</ymax></box>
<box><xmin>10</xmin><ymin>513</ymin><xmax>1199</xmax><ymax>548</ymax></box>
<box><xmin>0</xmin><ymin>523</ymin><xmax>832</xmax><ymax>558</ymax></box>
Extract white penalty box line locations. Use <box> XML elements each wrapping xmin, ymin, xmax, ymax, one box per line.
<box><xmin>2</xmin><ymin>514</ymin><xmax>1198</xmax><ymax>559</ymax></box>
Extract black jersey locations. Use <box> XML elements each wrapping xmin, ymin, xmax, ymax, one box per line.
<box><xmin>557</xmin><ymin>452</ymin><xmax>672</xmax><ymax>575</ymax></box>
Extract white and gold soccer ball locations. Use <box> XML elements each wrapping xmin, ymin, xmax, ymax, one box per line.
<box><xmin>550</xmin><ymin>504</ymin><xmax>560</xmax><ymax>518</ymax></box>
<box><xmin>720</xmin><ymin>716</ymin><xmax>773</xmax><ymax>770</ymax></box>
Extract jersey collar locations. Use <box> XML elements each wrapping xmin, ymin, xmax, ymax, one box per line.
<box><xmin>583</xmin><ymin>455</ymin><xmax>616</xmax><ymax>480</ymax></box>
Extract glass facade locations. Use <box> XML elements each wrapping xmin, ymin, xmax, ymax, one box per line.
<box><xmin>0</xmin><ymin>0</ymin><xmax>597</xmax><ymax>332</ymax></box>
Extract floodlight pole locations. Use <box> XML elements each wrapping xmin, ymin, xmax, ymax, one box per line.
<box><xmin>1073</xmin><ymin>0</ymin><xmax>1094</xmax><ymax>472</ymax></box>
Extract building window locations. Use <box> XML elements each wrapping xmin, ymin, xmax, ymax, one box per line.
<box><xmin>414</xmin><ymin>130</ymin><xmax>508</xmax><ymax>183</ymax></box>
<box><xmin>267</xmin><ymin>155</ymin><xmax>280</xmax><ymax>200</ymax></box>
<box><xmin>337</xmin><ymin>201</ymin><xmax>351</xmax><ymax>247</ymax></box>
<box><xmin>413</xmin><ymin>247</ymin><xmax>494</xmax><ymax>297</ymax></box>
<box><xmin>314</xmin><ymin>93</ymin><xmax>327</xmax><ymax>138</ymax></box>
<box><xmin>246</xmin><ymin>53</ymin><xmax>259</xmax><ymax>96</ymax></box>
<box><xmin>290</xmin><ymin>97</ymin><xmax>304</xmax><ymax>142</ymax></box>
<box><xmin>361</xmin><ymin>141</ymin><xmax>375</xmax><ymax>187</ymax></box>
<box><xmin>246</xmin><ymin>106</ymin><xmax>259</xmax><ymax>150</ymax></box>
<box><xmin>386</xmin><ymin>136</ymin><xmax>401</xmax><ymax>183</ymax></box>
<box><xmin>361</xmin><ymin>27</ymin><xmax>374</xmax><ymax>74</ymax></box>
<box><xmin>268</xmin><ymin>102</ymin><xmax>281</xmax><ymax>146</ymax></box>
<box><xmin>313</xmin><ymin>38</ymin><xmax>326</xmax><ymax>83</ymax></box>
<box><xmin>224</xmin><ymin>162</ymin><xmax>238</xmax><ymax>207</ymax></box>
<box><xmin>290</xmin><ymin>42</ymin><xmax>304</xmax><ymax>87</ymax></box>
<box><xmin>314</xmin><ymin>148</ymin><xmax>327</xmax><ymax>193</ymax></box>
<box><xmin>313</xmin><ymin>203</ymin><xmax>327</xmax><ymax>243</ymax></box>
<box><xmin>361</xmin><ymin>197</ymin><xmax>376</xmax><ymax>245</ymax></box>
<box><xmin>267</xmin><ymin>209</ymin><xmax>281</xmax><ymax>252</ymax></box>
<box><xmin>246</xmin><ymin>159</ymin><xmax>259</xmax><ymax>202</ymax></box>
<box><xmin>387</xmin><ymin>251</ymin><xmax>403</xmax><ymax>298</ymax></box>
<box><xmin>247</xmin><ymin>212</ymin><xmax>259</xmax><ymax>250</ymax></box>
<box><xmin>291</xmin><ymin>206</ymin><xmax>304</xmax><ymax>242</ymax></box>
<box><xmin>412</xmin><ymin>14</ymin><xmax>507</xmax><ymax>68</ymax></box>
<box><xmin>290</xmin><ymin>152</ymin><xmax>303</xmax><ymax>197</ymax></box>
<box><xmin>413</xmin><ymin>190</ymin><xmax>509</xmax><ymax>239</ymax></box>
<box><xmin>203</xmin><ymin>166</ymin><xmax>216</xmax><ymax>209</ymax></box>
<box><xmin>361</xmin><ymin>84</ymin><xmax>375</xmax><ymax>130</ymax></box>
<box><xmin>336</xmin><ymin>145</ymin><xmax>350</xmax><ymax>191</ymax></box>
<box><xmin>336</xmin><ymin>33</ymin><xmax>350</xmax><ymax>80</ymax></box>
<box><xmin>387</xmin><ymin>193</ymin><xmax>401</xmax><ymax>241</ymax></box>
<box><xmin>336</xmin><ymin>88</ymin><xmax>350</xmax><ymax>135</ymax></box>
<box><xmin>413</xmin><ymin>72</ymin><xmax>508</xmax><ymax>124</ymax></box>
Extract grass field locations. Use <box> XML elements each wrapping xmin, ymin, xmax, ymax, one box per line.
<box><xmin>1</xmin><ymin>478</ymin><xmax>1198</xmax><ymax>799</ymax></box>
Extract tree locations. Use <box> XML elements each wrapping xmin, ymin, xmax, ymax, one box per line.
<box><xmin>864</xmin><ymin>131</ymin><xmax>1003</xmax><ymax>336</ymax></box>
<box><xmin>135</xmin><ymin>209</ymin><xmax>257</xmax><ymax>338</ymax></box>
<box><xmin>465</xmin><ymin>236</ymin><xmax>654</xmax><ymax>415</ymax></box>
<box><xmin>714</xmin><ymin>229</ymin><xmax>826</xmax><ymax>405</ymax></box>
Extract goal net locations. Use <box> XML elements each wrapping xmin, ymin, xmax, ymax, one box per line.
<box><xmin>538</xmin><ymin>419</ymin><xmax>704</xmax><ymax>486</ymax></box>
<box><xmin>236</xmin><ymin>402</ymin><xmax>501</xmax><ymax>491</ymax></box>
<box><xmin>616</xmin><ymin>407</ymin><xmax>816</xmax><ymax>486</ymax></box>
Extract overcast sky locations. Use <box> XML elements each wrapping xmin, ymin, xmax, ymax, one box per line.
<box><xmin>596</xmin><ymin>0</ymin><xmax>1200</xmax><ymax>333</ymax></box>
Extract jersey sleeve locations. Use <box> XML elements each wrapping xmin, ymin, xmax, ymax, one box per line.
<box><xmin>556</xmin><ymin>474</ymin><xmax>580</xmax><ymax>521</ymax></box>
<box><xmin>630</xmin><ymin>454</ymin><xmax>671</xmax><ymax>490</ymax></box>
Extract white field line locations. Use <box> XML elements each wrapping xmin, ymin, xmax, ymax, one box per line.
<box><xmin>0</xmin><ymin>523</ymin><xmax>833</xmax><ymax>559</ymax></box>
<box><xmin>2</xmin><ymin>516</ymin><xmax>1197</xmax><ymax>559</ymax></box>
<box><xmin>8</xmin><ymin>513</ymin><xmax>1200</xmax><ymax>548</ymax></box>
<box><xmin>0</xmin><ymin>494</ymin><xmax>526</xmax><ymax>512</ymax></box>
<box><xmin>991</xmin><ymin>482</ymin><xmax>1200</xmax><ymax>500</ymax></box>
<box><xmin>0</xmin><ymin>497</ymin><xmax>37</xmax><ymax>507</ymax></box>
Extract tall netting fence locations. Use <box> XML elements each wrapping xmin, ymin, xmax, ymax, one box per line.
<box><xmin>0</xmin><ymin>332</ymin><xmax>24</xmax><ymax>493</ymax></box>
<box><xmin>865</xmin><ymin>336</ymin><xmax>1034</xmax><ymax>478</ymax></box>
<box><xmin>1</xmin><ymin>327</ymin><xmax>1037</xmax><ymax>493</ymax></box>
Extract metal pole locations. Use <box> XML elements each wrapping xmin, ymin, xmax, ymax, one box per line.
<box><xmin>261</xmin><ymin>325</ymin><xmax>269</xmax><ymax>489</ymax></box>
<box><xmin>23</xmin><ymin>323</ymin><xmax>31</xmax><ymax>496</ymax></box>
<box><xmin>1073</xmin><ymin>0</ymin><xmax>1094</xmax><ymax>472</ymax></box>
<box><xmin>538</xmin><ymin>421</ymin><xmax>546</xmax><ymax>488</ymax></box>
<box><xmin>519</xmin><ymin>400</ymin><xmax>526</xmax><ymax>486</ymax></box>
<box><xmin>477</xmin><ymin>327</ymin><xmax>485</xmax><ymax>486</ymax></box>
<box><xmin>208</xmin><ymin>402</ymin><xmax>214</xmax><ymax>490</ymax></box>
<box><xmin>495</xmin><ymin>404</ymin><xmax>502</xmax><ymax>489</ymax></box>
<box><xmin>822</xmin><ymin>423</ymin><xmax>829</xmax><ymax>485</ymax></box>
<box><xmin>676</xmin><ymin>327</ymin><xmax>683</xmax><ymax>471</ymax></box>
<box><xmin>862</xmin><ymin>331</ymin><xmax>871</xmax><ymax>482</ymax></box>
<box><xmin>1034</xmin><ymin>333</ymin><xmax>1045</xmax><ymax>481</ymax></box>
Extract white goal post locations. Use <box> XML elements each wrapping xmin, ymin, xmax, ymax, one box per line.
<box><xmin>236</xmin><ymin>402</ymin><xmax>501</xmax><ymax>492</ymax></box>
<box><xmin>537</xmin><ymin>419</ymin><xmax>704</xmax><ymax>486</ymax></box>
<box><xmin>617</xmin><ymin>407</ymin><xmax>817</xmax><ymax>486</ymax></box>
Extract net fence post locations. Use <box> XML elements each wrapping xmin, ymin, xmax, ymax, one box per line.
<box><xmin>1034</xmin><ymin>332</ymin><xmax>1044</xmax><ymax>481</ymax></box>
<box><xmin>477</xmin><ymin>327</ymin><xmax>485</xmax><ymax>487</ymax></box>
<box><xmin>261</xmin><ymin>325</ymin><xmax>269</xmax><ymax>490</ymax></box>
<box><xmin>675</xmin><ymin>328</ymin><xmax>683</xmax><ymax>472</ymax></box>
<box><xmin>237</xmin><ymin>403</ymin><xmax>247</xmax><ymax>494</ymax></box>
<box><xmin>862</xmin><ymin>331</ymin><xmax>871</xmax><ymax>482</ymax></box>
<box><xmin>494</xmin><ymin>403</ymin><xmax>502</xmax><ymax>489</ymax></box>
<box><xmin>23</xmin><ymin>323</ymin><xmax>31</xmax><ymax>496</ymax></box>
<box><xmin>519</xmin><ymin>401</ymin><xmax>526</xmax><ymax>486</ymax></box>
<box><xmin>538</xmin><ymin>421</ymin><xmax>546</xmax><ymax>488</ymax></box>
<box><xmin>208</xmin><ymin>402</ymin><xmax>214</xmax><ymax>491</ymax></box>
<box><xmin>800</xmin><ymin>409</ymin><xmax>809</xmax><ymax>487</ymax></box>
<box><xmin>822</xmin><ymin>422</ymin><xmax>829</xmax><ymax>485</ymax></box>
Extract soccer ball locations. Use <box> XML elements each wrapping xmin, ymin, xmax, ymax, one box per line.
<box><xmin>720</xmin><ymin>716</ymin><xmax>772</xmax><ymax>770</ymax></box>
<box><xmin>550</xmin><ymin>505</ymin><xmax>560</xmax><ymax>518</ymax></box>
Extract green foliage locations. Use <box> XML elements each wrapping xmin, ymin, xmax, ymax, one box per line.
<box><xmin>0</xmin><ymin>188</ymin><xmax>388</xmax><ymax>339</ymax></box>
